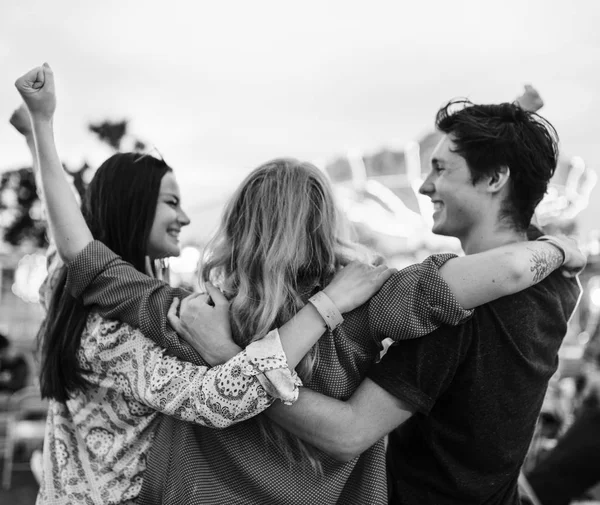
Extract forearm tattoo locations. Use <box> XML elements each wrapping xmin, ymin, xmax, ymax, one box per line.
<box><xmin>528</xmin><ymin>246</ymin><xmax>563</xmax><ymax>283</ymax></box>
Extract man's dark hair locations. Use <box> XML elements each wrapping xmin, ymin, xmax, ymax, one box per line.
<box><xmin>435</xmin><ymin>99</ymin><xmax>559</xmax><ymax>231</ymax></box>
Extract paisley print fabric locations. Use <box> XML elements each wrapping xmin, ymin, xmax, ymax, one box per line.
<box><xmin>37</xmin><ymin>313</ymin><xmax>299</xmax><ymax>505</ymax></box>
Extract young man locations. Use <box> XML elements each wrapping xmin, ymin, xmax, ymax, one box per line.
<box><xmin>266</xmin><ymin>100</ymin><xmax>582</xmax><ymax>504</ymax></box>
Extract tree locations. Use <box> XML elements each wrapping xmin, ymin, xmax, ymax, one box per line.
<box><xmin>1</xmin><ymin>118</ymin><xmax>147</xmax><ymax>248</ymax></box>
<box><xmin>0</xmin><ymin>168</ymin><xmax>46</xmax><ymax>247</ymax></box>
<box><xmin>88</xmin><ymin>119</ymin><xmax>128</xmax><ymax>151</ymax></box>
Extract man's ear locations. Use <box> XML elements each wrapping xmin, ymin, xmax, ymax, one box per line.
<box><xmin>487</xmin><ymin>165</ymin><xmax>510</xmax><ymax>194</ymax></box>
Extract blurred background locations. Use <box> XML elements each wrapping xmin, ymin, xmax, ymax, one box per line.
<box><xmin>1</xmin><ymin>0</ymin><xmax>600</xmax><ymax>502</ymax></box>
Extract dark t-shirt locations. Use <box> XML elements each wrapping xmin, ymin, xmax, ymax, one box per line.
<box><xmin>368</xmin><ymin>270</ymin><xmax>580</xmax><ymax>505</ymax></box>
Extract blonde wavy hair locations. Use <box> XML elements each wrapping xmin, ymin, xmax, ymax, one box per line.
<box><xmin>202</xmin><ymin>158</ymin><xmax>373</xmax><ymax>470</ymax></box>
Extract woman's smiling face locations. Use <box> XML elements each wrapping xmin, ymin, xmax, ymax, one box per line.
<box><xmin>147</xmin><ymin>171</ymin><xmax>190</xmax><ymax>259</ymax></box>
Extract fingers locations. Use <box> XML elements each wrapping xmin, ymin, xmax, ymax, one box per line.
<box><xmin>180</xmin><ymin>292</ymin><xmax>206</xmax><ymax>314</ymax></box>
<box><xmin>205</xmin><ymin>282</ymin><xmax>228</xmax><ymax>307</ymax></box>
<box><xmin>168</xmin><ymin>298</ymin><xmax>199</xmax><ymax>346</ymax></box>
<box><xmin>15</xmin><ymin>67</ymin><xmax>44</xmax><ymax>93</ymax></box>
<box><xmin>378</xmin><ymin>266</ymin><xmax>397</xmax><ymax>285</ymax></box>
<box><xmin>34</xmin><ymin>63</ymin><xmax>53</xmax><ymax>90</ymax></box>
<box><xmin>32</xmin><ymin>69</ymin><xmax>45</xmax><ymax>89</ymax></box>
<box><xmin>10</xmin><ymin>104</ymin><xmax>27</xmax><ymax>121</ymax></box>
<box><xmin>9</xmin><ymin>103</ymin><xmax>33</xmax><ymax>136</ymax></box>
<box><xmin>144</xmin><ymin>256</ymin><xmax>154</xmax><ymax>277</ymax></box>
<box><xmin>168</xmin><ymin>297</ymin><xmax>180</xmax><ymax>316</ymax></box>
<box><xmin>180</xmin><ymin>293</ymin><xmax>208</xmax><ymax>312</ymax></box>
<box><xmin>368</xmin><ymin>265</ymin><xmax>397</xmax><ymax>289</ymax></box>
<box><xmin>167</xmin><ymin>298</ymin><xmax>182</xmax><ymax>332</ymax></box>
<box><xmin>9</xmin><ymin>110</ymin><xmax>20</xmax><ymax>125</ymax></box>
<box><xmin>13</xmin><ymin>63</ymin><xmax>56</xmax><ymax>121</ymax></box>
<box><xmin>15</xmin><ymin>63</ymin><xmax>55</xmax><ymax>100</ymax></box>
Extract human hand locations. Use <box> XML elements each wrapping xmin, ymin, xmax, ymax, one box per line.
<box><xmin>323</xmin><ymin>261</ymin><xmax>396</xmax><ymax>313</ymax></box>
<box><xmin>539</xmin><ymin>234</ymin><xmax>586</xmax><ymax>277</ymax></box>
<box><xmin>167</xmin><ymin>283</ymin><xmax>241</xmax><ymax>366</ymax></box>
<box><xmin>144</xmin><ymin>256</ymin><xmax>171</xmax><ymax>284</ymax></box>
<box><xmin>9</xmin><ymin>104</ymin><xmax>33</xmax><ymax>137</ymax></box>
<box><xmin>515</xmin><ymin>84</ymin><xmax>544</xmax><ymax>112</ymax></box>
<box><xmin>14</xmin><ymin>63</ymin><xmax>56</xmax><ymax>121</ymax></box>
<box><xmin>561</xmin><ymin>237</ymin><xmax>587</xmax><ymax>277</ymax></box>
<box><xmin>144</xmin><ymin>257</ymin><xmax>155</xmax><ymax>278</ymax></box>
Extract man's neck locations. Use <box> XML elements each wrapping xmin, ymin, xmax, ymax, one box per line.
<box><xmin>460</xmin><ymin>222</ymin><xmax>527</xmax><ymax>255</ymax></box>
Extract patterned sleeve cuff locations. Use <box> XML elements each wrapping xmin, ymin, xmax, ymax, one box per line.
<box><xmin>65</xmin><ymin>241</ymin><xmax>119</xmax><ymax>298</ymax></box>
<box><xmin>243</xmin><ymin>329</ymin><xmax>303</xmax><ymax>405</ymax></box>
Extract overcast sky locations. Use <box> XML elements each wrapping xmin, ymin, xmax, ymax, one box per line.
<box><xmin>1</xmin><ymin>0</ymin><xmax>599</xmax><ymax>241</ymax></box>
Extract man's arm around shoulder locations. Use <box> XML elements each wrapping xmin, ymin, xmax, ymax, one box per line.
<box><xmin>267</xmin><ymin>322</ymin><xmax>466</xmax><ymax>461</ymax></box>
<box><xmin>266</xmin><ymin>378</ymin><xmax>415</xmax><ymax>462</ymax></box>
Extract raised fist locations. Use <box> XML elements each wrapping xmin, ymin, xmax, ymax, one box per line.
<box><xmin>515</xmin><ymin>84</ymin><xmax>544</xmax><ymax>113</ymax></box>
<box><xmin>14</xmin><ymin>63</ymin><xmax>56</xmax><ymax>120</ymax></box>
<box><xmin>9</xmin><ymin>103</ymin><xmax>33</xmax><ymax>137</ymax></box>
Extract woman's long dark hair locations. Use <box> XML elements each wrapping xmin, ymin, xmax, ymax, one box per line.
<box><xmin>38</xmin><ymin>152</ymin><xmax>171</xmax><ymax>402</ymax></box>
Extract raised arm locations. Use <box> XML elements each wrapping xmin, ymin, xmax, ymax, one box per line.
<box><xmin>514</xmin><ymin>84</ymin><xmax>544</xmax><ymax>113</ymax></box>
<box><xmin>10</xmin><ymin>104</ymin><xmax>38</xmax><ymax>174</ymax></box>
<box><xmin>10</xmin><ymin>103</ymin><xmax>83</xmax><ymax>311</ymax></box>
<box><xmin>15</xmin><ymin>64</ymin><xmax>93</xmax><ymax>263</ymax></box>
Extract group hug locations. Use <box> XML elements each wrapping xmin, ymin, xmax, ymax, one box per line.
<box><xmin>11</xmin><ymin>63</ymin><xmax>585</xmax><ymax>505</ymax></box>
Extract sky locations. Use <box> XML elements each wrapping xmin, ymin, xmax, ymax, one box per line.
<box><xmin>1</xmin><ymin>0</ymin><xmax>599</xmax><ymax>243</ymax></box>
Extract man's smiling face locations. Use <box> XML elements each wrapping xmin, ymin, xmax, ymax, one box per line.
<box><xmin>419</xmin><ymin>135</ymin><xmax>490</xmax><ymax>240</ymax></box>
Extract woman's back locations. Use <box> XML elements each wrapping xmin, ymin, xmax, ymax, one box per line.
<box><xmin>136</xmin><ymin>253</ymin><xmax>472</xmax><ymax>505</ymax></box>
<box><xmin>189</xmin><ymin>159</ymin><xmax>387</xmax><ymax>503</ymax></box>
<box><xmin>140</xmin><ymin>303</ymin><xmax>388</xmax><ymax>505</ymax></box>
